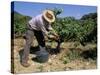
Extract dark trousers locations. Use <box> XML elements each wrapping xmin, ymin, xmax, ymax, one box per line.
<box><xmin>22</xmin><ymin>24</ymin><xmax>45</xmax><ymax>63</ymax></box>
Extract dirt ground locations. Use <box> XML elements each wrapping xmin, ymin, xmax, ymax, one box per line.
<box><xmin>11</xmin><ymin>38</ymin><xmax>97</xmax><ymax>74</ymax></box>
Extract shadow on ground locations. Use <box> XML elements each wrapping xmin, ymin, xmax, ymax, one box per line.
<box><xmin>18</xmin><ymin>46</ymin><xmax>62</xmax><ymax>63</ymax></box>
<box><xmin>80</xmin><ymin>47</ymin><xmax>97</xmax><ymax>60</ymax></box>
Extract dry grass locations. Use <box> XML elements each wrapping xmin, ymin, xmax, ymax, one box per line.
<box><xmin>11</xmin><ymin>38</ymin><xmax>97</xmax><ymax>74</ymax></box>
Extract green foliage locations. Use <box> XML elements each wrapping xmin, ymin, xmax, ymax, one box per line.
<box><xmin>12</xmin><ymin>11</ymin><xmax>31</xmax><ymax>37</ymax></box>
<box><xmin>53</xmin><ymin>17</ymin><xmax>78</xmax><ymax>42</ymax></box>
<box><xmin>79</xmin><ymin>13</ymin><xmax>97</xmax><ymax>43</ymax></box>
<box><xmin>13</xmin><ymin>9</ymin><xmax>97</xmax><ymax>45</ymax></box>
<box><xmin>52</xmin><ymin>8</ymin><xmax>63</xmax><ymax>16</ymax></box>
<box><xmin>52</xmin><ymin>11</ymin><xmax>97</xmax><ymax>45</ymax></box>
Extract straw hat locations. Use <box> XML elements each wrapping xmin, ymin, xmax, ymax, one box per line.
<box><xmin>43</xmin><ymin>10</ymin><xmax>55</xmax><ymax>23</ymax></box>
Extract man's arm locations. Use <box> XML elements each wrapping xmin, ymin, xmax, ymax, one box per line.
<box><xmin>47</xmin><ymin>24</ymin><xmax>59</xmax><ymax>40</ymax></box>
<box><xmin>47</xmin><ymin>24</ymin><xmax>59</xmax><ymax>37</ymax></box>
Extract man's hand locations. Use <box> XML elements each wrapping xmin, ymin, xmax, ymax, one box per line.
<box><xmin>48</xmin><ymin>34</ymin><xmax>59</xmax><ymax>41</ymax></box>
<box><xmin>55</xmin><ymin>35</ymin><xmax>60</xmax><ymax>41</ymax></box>
<box><xmin>52</xmin><ymin>33</ymin><xmax>59</xmax><ymax>40</ymax></box>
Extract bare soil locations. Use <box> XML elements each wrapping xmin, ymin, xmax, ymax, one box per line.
<box><xmin>12</xmin><ymin>38</ymin><xmax>97</xmax><ymax>74</ymax></box>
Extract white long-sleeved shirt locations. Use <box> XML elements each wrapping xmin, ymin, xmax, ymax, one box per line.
<box><xmin>28</xmin><ymin>14</ymin><xmax>53</xmax><ymax>36</ymax></box>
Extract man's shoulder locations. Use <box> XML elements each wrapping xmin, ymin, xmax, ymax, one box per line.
<box><xmin>29</xmin><ymin>14</ymin><xmax>43</xmax><ymax>25</ymax></box>
<box><xmin>35</xmin><ymin>14</ymin><xmax>43</xmax><ymax>21</ymax></box>
<box><xmin>33</xmin><ymin>14</ymin><xmax>42</xmax><ymax>19</ymax></box>
<box><xmin>30</xmin><ymin>14</ymin><xmax>42</xmax><ymax>21</ymax></box>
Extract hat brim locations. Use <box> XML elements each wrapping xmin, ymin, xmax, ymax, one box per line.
<box><xmin>43</xmin><ymin>10</ymin><xmax>55</xmax><ymax>23</ymax></box>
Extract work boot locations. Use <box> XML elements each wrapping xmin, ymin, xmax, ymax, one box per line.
<box><xmin>21</xmin><ymin>62</ymin><xmax>30</xmax><ymax>67</ymax></box>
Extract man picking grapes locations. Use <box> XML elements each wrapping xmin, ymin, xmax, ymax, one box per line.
<box><xmin>21</xmin><ymin>10</ymin><xmax>59</xmax><ymax>67</ymax></box>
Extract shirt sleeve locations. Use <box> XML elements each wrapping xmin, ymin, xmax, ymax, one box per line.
<box><xmin>38</xmin><ymin>19</ymin><xmax>49</xmax><ymax>37</ymax></box>
<box><xmin>40</xmin><ymin>25</ymin><xmax>49</xmax><ymax>36</ymax></box>
<box><xmin>47</xmin><ymin>24</ymin><xmax>57</xmax><ymax>35</ymax></box>
<box><xmin>35</xmin><ymin>14</ymin><xmax>49</xmax><ymax>36</ymax></box>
